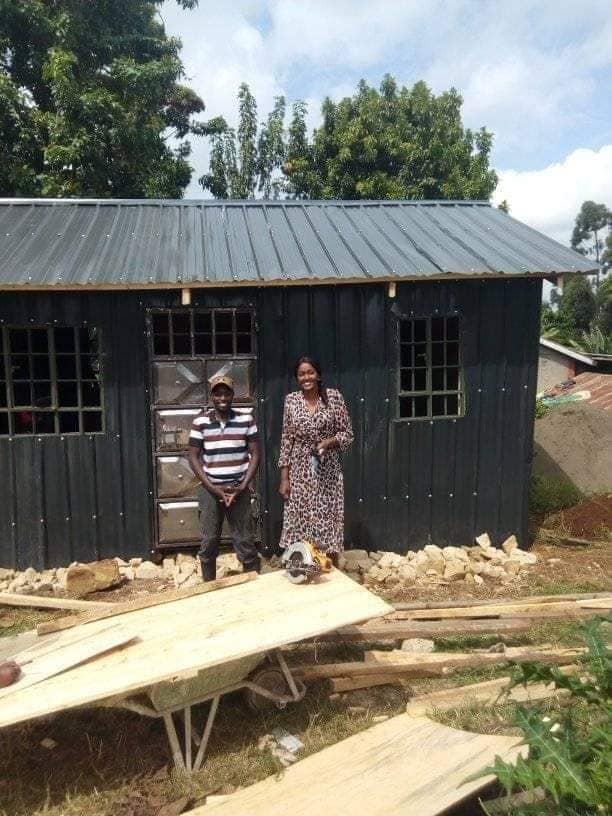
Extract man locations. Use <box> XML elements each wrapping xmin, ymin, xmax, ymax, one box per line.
<box><xmin>188</xmin><ymin>374</ymin><xmax>260</xmax><ymax>581</ymax></box>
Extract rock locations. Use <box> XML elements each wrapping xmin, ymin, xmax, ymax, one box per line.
<box><xmin>442</xmin><ymin>546</ymin><xmax>469</xmax><ymax>563</ymax></box>
<box><xmin>55</xmin><ymin>567</ymin><xmax>67</xmax><ymax>585</ymax></box>
<box><xmin>40</xmin><ymin>737</ymin><xmax>58</xmax><ymax>749</ymax></box>
<box><xmin>505</xmin><ymin>559</ymin><xmax>522</xmax><ymax>575</ymax></box>
<box><xmin>0</xmin><ymin>568</ymin><xmax>15</xmax><ymax>580</ymax></box>
<box><xmin>482</xmin><ymin>564</ymin><xmax>504</xmax><ymax>579</ymax></box>
<box><xmin>398</xmin><ymin>564</ymin><xmax>418</xmax><ymax>584</ymax></box>
<box><xmin>129</xmin><ymin>557</ymin><xmax>143</xmax><ymax>568</ymax></box>
<box><xmin>424</xmin><ymin>545</ymin><xmax>445</xmax><ymax>573</ymax></box>
<box><xmin>501</xmin><ymin>535</ymin><xmax>518</xmax><ymax>555</ymax></box>
<box><xmin>41</xmin><ymin>569</ymin><xmax>56</xmax><ymax>581</ymax></box>
<box><xmin>24</xmin><ymin>567</ymin><xmax>38</xmax><ymax>581</ymax></box>
<box><xmin>375</xmin><ymin>567</ymin><xmax>392</xmax><ymax>583</ymax></box>
<box><xmin>179</xmin><ymin>560</ymin><xmax>196</xmax><ymax>577</ymax></box>
<box><xmin>343</xmin><ymin>549</ymin><xmax>369</xmax><ymax>564</ymax></box>
<box><xmin>369</xmin><ymin>551</ymin><xmax>383</xmax><ymax>562</ymax></box>
<box><xmin>135</xmin><ymin>561</ymin><xmax>162</xmax><ymax>580</ymax></box>
<box><xmin>66</xmin><ymin>559</ymin><xmax>122</xmax><ymax>596</ymax></box>
<box><xmin>356</xmin><ymin>558</ymin><xmax>373</xmax><ymax>572</ymax></box>
<box><xmin>464</xmin><ymin>572</ymin><xmax>475</xmax><ymax>584</ymax></box>
<box><xmin>444</xmin><ymin>561</ymin><xmax>467</xmax><ymax>581</ymax></box>
<box><xmin>400</xmin><ymin>638</ymin><xmax>435</xmax><ymax>653</ymax></box>
<box><xmin>162</xmin><ymin>557</ymin><xmax>175</xmax><ymax>576</ymax></box>
<box><xmin>378</xmin><ymin>552</ymin><xmax>402</xmax><ymax>569</ymax></box>
<box><xmin>179</xmin><ymin>574</ymin><xmax>200</xmax><ymax>589</ymax></box>
<box><xmin>476</xmin><ymin>533</ymin><xmax>492</xmax><ymax>550</ymax></box>
<box><xmin>176</xmin><ymin>553</ymin><xmax>195</xmax><ymax>567</ymax></box>
<box><xmin>33</xmin><ymin>581</ymin><xmax>54</xmax><ymax>593</ymax></box>
<box><xmin>119</xmin><ymin>566</ymin><xmax>135</xmax><ymax>581</ymax></box>
<box><xmin>547</xmin><ymin>558</ymin><xmax>561</xmax><ymax>565</ymax></box>
<box><xmin>500</xmin><ymin>573</ymin><xmax>518</xmax><ymax>585</ymax></box>
<box><xmin>385</xmin><ymin>573</ymin><xmax>401</xmax><ymax>586</ymax></box>
<box><xmin>10</xmin><ymin>573</ymin><xmax>28</xmax><ymax>589</ymax></box>
<box><xmin>114</xmin><ymin>557</ymin><xmax>129</xmax><ymax>567</ymax></box>
<box><xmin>512</xmin><ymin>549</ymin><xmax>537</xmax><ymax>565</ymax></box>
<box><xmin>0</xmin><ymin>581</ymin><xmax>8</xmax><ymax>591</ymax></box>
<box><xmin>473</xmin><ymin>574</ymin><xmax>484</xmax><ymax>585</ymax></box>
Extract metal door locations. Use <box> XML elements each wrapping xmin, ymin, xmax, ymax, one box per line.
<box><xmin>147</xmin><ymin>308</ymin><xmax>258</xmax><ymax>551</ymax></box>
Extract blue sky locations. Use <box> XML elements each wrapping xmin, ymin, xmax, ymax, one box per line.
<box><xmin>161</xmin><ymin>0</ymin><xmax>612</xmax><ymax>245</ymax></box>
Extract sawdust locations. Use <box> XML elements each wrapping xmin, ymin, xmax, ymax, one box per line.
<box><xmin>533</xmin><ymin>403</ymin><xmax>612</xmax><ymax>494</ymax></box>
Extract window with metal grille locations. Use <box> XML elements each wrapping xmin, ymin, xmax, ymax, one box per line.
<box><xmin>150</xmin><ymin>308</ymin><xmax>255</xmax><ymax>357</ymax></box>
<box><xmin>0</xmin><ymin>326</ymin><xmax>104</xmax><ymax>436</ymax></box>
<box><xmin>397</xmin><ymin>315</ymin><xmax>462</xmax><ymax>419</ymax></box>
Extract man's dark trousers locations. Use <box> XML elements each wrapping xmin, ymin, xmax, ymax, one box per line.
<box><xmin>198</xmin><ymin>486</ymin><xmax>260</xmax><ymax>581</ymax></box>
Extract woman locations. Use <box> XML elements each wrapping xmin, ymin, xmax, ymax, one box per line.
<box><xmin>278</xmin><ymin>357</ymin><xmax>353</xmax><ymax>560</ymax></box>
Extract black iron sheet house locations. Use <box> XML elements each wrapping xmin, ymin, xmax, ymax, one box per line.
<box><xmin>0</xmin><ymin>199</ymin><xmax>595</xmax><ymax>569</ymax></box>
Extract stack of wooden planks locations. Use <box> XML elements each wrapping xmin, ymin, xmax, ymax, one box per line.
<box><xmin>320</xmin><ymin>592</ymin><xmax>612</xmax><ymax>643</ymax></box>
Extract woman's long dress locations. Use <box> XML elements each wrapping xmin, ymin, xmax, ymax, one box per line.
<box><xmin>278</xmin><ymin>388</ymin><xmax>353</xmax><ymax>554</ymax></box>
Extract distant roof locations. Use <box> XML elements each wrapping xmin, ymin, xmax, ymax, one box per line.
<box><xmin>539</xmin><ymin>337</ymin><xmax>596</xmax><ymax>367</ymax></box>
<box><xmin>0</xmin><ymin>198</ymin><xmax>596</xmax><ymax>289</ymax></box>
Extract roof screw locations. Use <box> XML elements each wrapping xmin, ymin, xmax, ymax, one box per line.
<box><xmin>360</xmin><ymin>397</ymin><xmax>364</xmax><ymax>402</ymax></box>
<box><xmin>65</xmin><ymin>516</ymin><xmax>70</xmax><ymax>521</ymax></box>
<box><xmin>473</xmin><ymin>491</ymin><xmax>477</xmax><ymax>496</ymax></box>
<box><xmin>92</xmin><ymin>514</ymin><xmax>97</xmax><ymax>520</ymax></box>
<box><xmin>11</xmin><ymin>522</ymin><xmax>15</xmax><ymax>526</ymax></box>
<box><xmin>405</xmin><ymin>495</ymin><xmax>409</xmax><ymax>500</ymax></box>
<box><xmin>449</xmin><ymin>492</ymin><xmax>454</xmax><ymax>497</ymax></box>
<box><xmin>428</xmin><ymin>493</ymin><xmax>432</xmax><ymax>498</ymax></box>
<box><xmin>359</xmin><ymin>498</ymin><xmax>364</xmax><ymax>503</ymax></box>
<box><xmin>40</xmin><ymin>518</ymin><xmax>44</xmax><ymax>523</ymax></box>
<box><xmin>383</xmin><ymin>496</ymin><xmax>387</xmax><ymax>501</ymax></box>
<box><xmin>385</xmin><ymin>398</ymin><xmax>389</xmax><ymax>403</ymax></box>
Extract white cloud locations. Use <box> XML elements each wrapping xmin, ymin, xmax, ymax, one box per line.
<box><xmin>493</xmin><ymin>145</ymin><xmax>612</xmax><ymax>244</ymax></box>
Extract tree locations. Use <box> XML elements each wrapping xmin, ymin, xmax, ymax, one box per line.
<box><xmin>200</xmin><ymin>85</ymin><xmax>287</xmax><ymax>199</ymax></box>
<box><xmin>571</xmin><ymin>201</ymin><xmax>611</xmax><ymax>285</ymax></box>
<box><xmin>283</xmin><ymin>75</ymin><xmax>497</xmax><ymax>200</ymax></box>
<box><xmin>555</xmin><ymin>276</ymin><xmax>596</xmax><ymax>337</ymax></box>
<box><xmin>497</xmin><ymin>199</ymin><xmax>510</xmax><ymax>213</ymax></box>
<box><xmin>0</xmin><ymin>0</ymin><xmax>206</xmax><ymax>198</ymax></box>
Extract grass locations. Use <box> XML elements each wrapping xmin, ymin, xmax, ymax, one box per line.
<box><xmin>529</xmin><ymin>474</ymin><xmax>582</xmax><ymax>516</ymax></box>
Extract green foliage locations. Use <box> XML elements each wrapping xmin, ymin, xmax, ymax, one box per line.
<box><xmin>475</xmin><ymin>616</ymin><xmax>612</xmax><ymax>815</ymax></box>
<box><xmin>571</xmin><ymin>201</ymin><xmax>611</xmax><ymax>266</ymax></box>
<box><xmin>595</xmin><ymin>277</ymin><xmax>612</xmax><ymax>338</ymax></box>
<box><xmin>556</xmin><ymin>276</ymin><xmax>596</xmax><ymax>336</ymax></box>
<box><xmin>200</xmin><ymin>85</ymin><xmax>286</xmax><ymax>199</ymax></box>
<box><xmin>529</xmin><ymin>474</ymin><xmax>581</xmax><ymax>516</ymax></box>
<box><xmin>0</xmin><ymin>0</ymin><xmax>205</xmax><ymax>197</ymax></box>
<box><xmin>534</xmin><ymin>399</ymin><xmax>549</xmax><ymax>419</ymax></box>
<box><xmin>569</xmin><ymin>326</ymin><xmax>612</xmax><ymax>355</ymax></box>
<box><xmin>603</xmin><ymin>233</ymin><xmax>612</xmax><ymax>273</ymax></box>
<box><xmin>284</xmin><ymin>75</ymin><xmax>497</xmax><ymax>200</ymax></box>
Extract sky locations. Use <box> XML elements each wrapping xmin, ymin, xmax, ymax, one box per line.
<box><xmin>161</xmin><ymin>0</ymin><xmax>612</xmax><ymax>246</ymax></box>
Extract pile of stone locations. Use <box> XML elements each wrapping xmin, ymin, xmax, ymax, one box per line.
<box><xmin>339</xmin><ymin>534</ymin><xmax>537</xmax><ymax>587</ymax></box>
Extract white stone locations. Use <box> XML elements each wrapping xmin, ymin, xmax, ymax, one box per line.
<box><xmin>385</xmin><ymin>572</ymin><xmax>401</xmax><ymax>586</ymax></box>
<box><xmin>55</xmin><ymin>567</ymin><xmax>68</xmax><ymax>588</ymax></box>
<box><xmin>375</xmin><ymin>567</ymin><xmax>392</xmax><ymax>583</ymax></box>
<box><xmin>179</xmin><ymin>560</ymin><xmax>196</xmax><ymax>577</ymax></box>
<box><xmin>500</xmin><ymin>573</ymin><xmax>518</xmax><ymax>585</ymax></box>
<box><xmin>337</xmin><ymin>553</ymin><xmax>347</xmax><ymax>570</ymax></box>
<box><xmin>377</xmin><ymin>552</ymin><xmax>401</xmax><ymax>569</ymax></box>
<box><xmin>547</xmin><ymin>558</ymin><xmax>561</xmax><ymax>565</ymax></box>
<box><xmin>129</xmin><ymin>557</ymin><xmax>143</xmax><ymax>567</ymax></box>
<box><xmin>0</xmin><ymin>580</ymin><xmax>8</xmax><ymax>591</ymax></box>
<box><xmin>369</xmin><ymin>551</ymin><xmax>383</xmax><ymax>562</ymax></box>
<box><xmin>469</xmin><ymin>560</ymin><xmax>484</xmax><ymax>574</ymax></box>
<box><xmin>501</xmin><ymin>535</ymin><xmax>519</xmax><ymax>555</ymax></box>
<box><xmin>473</xmin><ymin>574</ymin><xmax>484</xmax><ymax>585</ymax></box>
<box><xmin>119</xmin><ymin>566</ymin><xmax>135</xmax><ymax>581</ymax></box>
<box><xmin>476</xmin><ymin>533</ymin><xmax>492</xmax><ymax>550</ymax></box>
<box><xmin>343</xmin><ymin>549</ymin><xmax>369</xmax><ymax>564</ymax></box>
<box><xmin>512</xmin><ymin>549</ymin><xmax>537</xmax><ymax>565</ymax></box>
<box><xmin>398</xmin><ymin>565</ymin><xmax>417</xmax><ymax>584</ymax></box>
<box><xmin>180</xmin><ymin>574</ymin><xmax>201</xmax><ymax>589</ymax></box>
<box><xmin>0</xmin><ymin>568</ymin><xmax>15</xmax><ymax>580</ymax></box>
<box><xmin>24</xmin><ymin>567</ymin><xmax>38</xmax><ymax>580</ymax></box>
<box><xmin>135</xmin><ymin>561</ymin><xmax>162</xmax><ymax>580</ymax></box>
<box><xmin>482</xmin><ymin>564</ymin><xmax>504</xmax><ymax>579</ymax></box>
<box><xmin>464</xmin><ymin>572</ymin><xmax>475</xmax><ymax>584</ymax></box>
<box><xmin>424</xmin><ymin>545</ymin><xmax>445</xmax><ymax>573</ymax></box>
<box><xmin>480</xmin><ymin>547</ymin><xmax>500</xmax><ymax>560</ymax></box>
<box><xmin>444</xmin><ymin>561</ymin><xmax>467</xmax><ymax>581</ymax></box>
<box><xmin>34</xmin><ymin>581</ymin><xmax>54</xmax><ymax>593</ymax></box>
<box><xmin>505</xmin><ymin>559</ymin><xmax>522</xmax><ymax>575</ymax></box>
<box><xmin>162</xmin><ymin>557</ymin><xmax>175</xmax><ymax>576</ymax></box>
<box><xmin>356</xmin><ymin>558</ymin><xmax>374</xmax><ymax>572</ymax></box>
<box><xmin>10</xmin><ymin>573</ymin><xmax>28</xmax><ymax>589</ymax></box>
<box><xmin>176</xmin><ymin>553</ymin><xmax>195</xmax><ymax>566</ymax></box>
<box><xmin>114</xmin><ymin>557</ymin><xmax>129</xmax><ymax>567</ymax></box>
<box><xmin>41</xmin><ymin>569</ymin><xmax>56</xmax><ymax>581</ymax></box>
<box><xmin>400</xmin><ymin>638</ymin><xmax>435</xmax><ymax>653</ymax></box>
<box><xmin>442</xmin><ymin>546</ymin><xmax>469</xmax><ymax>563</ymax></box>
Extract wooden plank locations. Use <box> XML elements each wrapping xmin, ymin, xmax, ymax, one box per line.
<box><xmin>0</xmin><ymin>569</ymin><xmax>392</xmax><ymax>729</ymax></box>
<box><xmin>392</xmin><ymin>591</ymin><xmax>612</xmax><ymax>611</ymax></box>
<box><xmin>325</xmin><ymin>617</ymin><xmax>533</xmax><ymax>642</ymax></box>
<box><xmin>330</xmin><ymin>674</ymin><xmax>410</xmax><ymax>693</ymax></box>
<box><xmin>405</xmin><ymin>671</ymin><xmax>575</xmax><ymax>717</ymax></box>
<box><xmin>0</xmin><ymin>593</ymin><xmax>113</xmax><ymax>611</ymax></box>
<box><xmin>576</xmin><ymin>598</ymin><xmax>612</xmax><ymax>610</ymax></box>
<box><xmin>295</xmin><ymin>646</ymin><xmax>581</xmax><ymax>681</ymax></box>
<box><xmin>186</xmin><ymin>714</ymin><xmax>523</xmax><ymax>816</ymax></box>
<box><xmin>0</xmin><ymin>626</ymin><xmax>137</xmax><ymax>699</ymax></box>
<box><xmin>37</xmin><ymin>573</ymin><xmax>257</xmax><ymax>635</ymax></box>
<box><xmin>390</xmin><ymin>598</ymin><xmax>612</xmax><ymax>621</ymax></box>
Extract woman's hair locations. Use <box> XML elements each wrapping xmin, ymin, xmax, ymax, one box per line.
<box><xmin>294</xmin><ymin>355</ymin><xmax>328</xmax><ymax>405</ymax></box>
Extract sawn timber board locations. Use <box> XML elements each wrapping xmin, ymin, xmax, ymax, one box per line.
<box><xmin>0</xmin><ymin>569</ymin><xmax>391</xmax><ymax>729</ymax></box>
<box><xmin>186</xmin><ymin>714</ymin><xmax>523</xmax><ymax>816</ymax></box>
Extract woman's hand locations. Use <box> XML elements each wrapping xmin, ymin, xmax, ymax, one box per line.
<box><xmin>279</xmin><ymin>475</ymin><xmax>291</xmax><ymax>501</ymax></box>
<box><xmin>316</xmin><ymin>437</ymin><xmax>338</xmax><ymax>457</ymax></box>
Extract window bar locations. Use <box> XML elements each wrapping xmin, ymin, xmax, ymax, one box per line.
<box><xmin>48</xmin><ymin>326</ymin><xmax>60</xmax><ymax>435</ymax></box>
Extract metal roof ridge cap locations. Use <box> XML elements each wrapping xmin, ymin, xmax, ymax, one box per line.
<box><xmin>0</xmin><ymin>197</ymin><xmax>494</xmax><ymax>207</ymax></box>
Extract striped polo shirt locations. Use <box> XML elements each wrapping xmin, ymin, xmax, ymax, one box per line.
<box><xmin>189</xmin><ymin>409</ymin><xmax>258</xmax><ymax>485</ymax></box>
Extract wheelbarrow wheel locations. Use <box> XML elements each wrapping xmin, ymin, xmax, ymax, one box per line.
<box><xmin>244</xmin><ymin>667</ymin><xmax>292</xmax><ymax>712</ymax></box>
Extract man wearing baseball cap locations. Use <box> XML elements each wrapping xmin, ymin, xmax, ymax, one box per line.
<box><xmin>188</xmin><ymin>373</ymin><xmax>260</xmax><ymax>581</ymax></box>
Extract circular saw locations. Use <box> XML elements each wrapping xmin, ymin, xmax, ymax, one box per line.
<box><xmin>282</xmin><ymin>540</ymin><xmax>333</xmax><ymax>584</ymax></box>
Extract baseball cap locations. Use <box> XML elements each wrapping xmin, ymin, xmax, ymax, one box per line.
<box><xmin>210</xmin><ymin>374</ymin><xmax>234</xmax><ymax>392</ymax></box>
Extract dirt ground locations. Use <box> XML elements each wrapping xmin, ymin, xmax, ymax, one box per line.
<box><xmin>543</xmin><ymin>493</ymin><xmax>612</xmax><ymax>539</ymax></box>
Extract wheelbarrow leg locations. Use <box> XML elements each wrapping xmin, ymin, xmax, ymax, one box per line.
<box><xmin>163</xmin><ymin>711</ymin><xmax>187</xmax><ymax>772</ymax></box>
<box><xmin>184</xmin><ymin>705</ymin><xmax>192</xmax><ymax>771</ymax></box>
<box><xmin>275</xmin><ymin>649</ymin><xmax>302</xmax><ymax>700</ymax></box>
<box><xmin>192</xmin><ymin>694</ymin><xmax>220</xmax><ymax>772</ymax></box>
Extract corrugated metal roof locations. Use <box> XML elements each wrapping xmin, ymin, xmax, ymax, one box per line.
<box><xmin>0</xmin><ymin>199</ymin><xmax>596</xmax><ymax>289</ymax></box>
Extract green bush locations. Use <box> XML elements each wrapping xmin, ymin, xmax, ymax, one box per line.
<box><xmin>534</xmin><ymin>399</ymin><xmax>549</xmax><ymax>419</ymax></box>
<box><xmin>529</xmin><ymin>474</ymin><xmax>582</xmax><ymax>516</ymax></box>
<box><xmin>475</xmin><ymin>616</ymin><xmax>612</xmax><ymax>816</ymax></box>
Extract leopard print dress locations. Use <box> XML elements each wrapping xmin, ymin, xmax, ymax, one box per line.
<box><xmin>278</xmin><ymin>388</ymin><xmax>354</xmax><ymax>554</ymax></box>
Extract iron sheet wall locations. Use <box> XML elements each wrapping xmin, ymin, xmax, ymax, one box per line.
<box><xmin>0</xmin><ymin>278</ymin><xmax>541</xmax><ymax>568</ymax></box>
